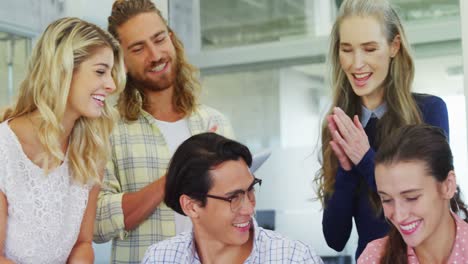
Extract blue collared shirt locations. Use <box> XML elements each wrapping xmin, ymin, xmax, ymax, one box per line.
<box><xmin>141</xmin><ymin>218</ymin><xmax>323</xmax><ymax>264</ymax></box>
<box><xmin>360</xmin><ymin>103</ymin><xmax>387</xmax><ymax>127</ymax></box>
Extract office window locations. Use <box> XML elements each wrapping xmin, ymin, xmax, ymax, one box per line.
<box><xmin>0</xmin><ymin>31</ymin><xmax>31</xmax><ymax>108</ymax></box>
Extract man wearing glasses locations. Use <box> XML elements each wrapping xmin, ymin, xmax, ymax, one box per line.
<box><xmin>142</xmin><ymin>133</ymin><xmax>323</xmax><ymax>263</ymax></box>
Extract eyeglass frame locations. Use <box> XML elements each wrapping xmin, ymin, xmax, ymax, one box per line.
<box><xmin>203</xmin><ymin>177</ymin><xmax>262</xmax><ymax>212</ymax></box>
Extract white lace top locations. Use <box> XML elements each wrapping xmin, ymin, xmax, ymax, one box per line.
<box><xmin>0</xmin><ymin>121</ymin><xmax>90</xmax><ymax>264</ymax></box>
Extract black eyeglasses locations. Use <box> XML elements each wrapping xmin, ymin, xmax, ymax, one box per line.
<box><xmin>204</xmin><ymin>178</ymin><xmax>262</xmax><ymax>212</ymax></box>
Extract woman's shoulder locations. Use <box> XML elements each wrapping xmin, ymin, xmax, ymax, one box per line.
<box><xmin>358</xmin><ymin>236</ymin><xmax>388</xmax><ymax>264</ymax></box>
<box><xmin>0</xmin><ymin>121</ymin><xmax>17</xmax><ymax>192</ymax></box>
<box><xmin>412</xmin><ymin>93</ymin><xmax>448</xmax><ymax>126</ymax></box>
<box><xmin>195</xmin><ymin>104</ymin><xmax>227</xmax><ymax>119</ymax></box>
<box><xmin>454</xmin><ymin>212</ymin><xmax>468</xmax><ymax>233</ymax></box>
<box><xmin>0</xmin><ymin>120</ymin><xmax>11</xmax><ymax>133</ymax></box>
<box><xmin>0</xmin><ymin>118</ymin><xmax>34</xmax><ymax>152</ymax></box>
<box><xmin>0</xmin><ymin>121</ymin><xmax>14</xmax><ymax>149</ymax></box>
<box><xmin>412</xmin><ymin>93</ymin><xmax>446</xmax><ymax>108</ymax></box>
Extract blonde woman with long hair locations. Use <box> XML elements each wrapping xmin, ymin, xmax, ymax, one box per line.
<box><xmin>315</xmin><ymin>0</ymin><xmax>449</xmax><ymax>260</ymax></box>
<box><xmin>0</xmin><ymin>17</ymin><xmax>125</xmax><ymax>263</ymax></box>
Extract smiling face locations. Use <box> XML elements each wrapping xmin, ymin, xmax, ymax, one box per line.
<box><xmin>376</xmin><ymin>161</ymin><xmax>454</xmax><ymax>249</ymax></box>
<box><xmin>338</xmin><ymin>15</ymin><xmax>400</xmax><ymax>109</ymax></box>
<box><xmin>66</xmin><ymin>46</ymin><xmax>116</xmax><ymax>121</ymax></box>
<box><xmin>193</xmin><ymin>159</ymin><xmax>256</xmax><ymax>248</ymax></box>
<box><xmin>117</xmin><ymin>12</ymin><xmax>176</xmax><ymax>93</ymax></box>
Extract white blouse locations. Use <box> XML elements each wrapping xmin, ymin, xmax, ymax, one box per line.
<box><xmin>0</xmin><ymin>121</ymin><xmax>90</xmax><ymax>264</ymax></box>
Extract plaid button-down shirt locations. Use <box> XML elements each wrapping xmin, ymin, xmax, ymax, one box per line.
<box><xmin>93</xmin><ymin>105</ymin><xmax>234</xmax><ymax>264</ymax></box>
<box><xmin>141</xmin><ymin>218</ymin><xmax>324</xmax><ymax>264</ymax></box>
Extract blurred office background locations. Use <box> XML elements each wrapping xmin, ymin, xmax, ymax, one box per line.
<box><xmin>0</xmin><ymin>0</ymin><xmax>467</xmax><ymax>263</ymax></box>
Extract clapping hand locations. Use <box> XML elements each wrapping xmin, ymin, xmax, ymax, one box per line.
<box><xmin>327</xmin><ymin>107</ymin><xmax>370</xmax><ymax>171</ymax></box>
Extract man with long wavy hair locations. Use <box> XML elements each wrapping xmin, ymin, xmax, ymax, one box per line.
<box><xmin>93</xmin><ymin>1</ymin><xmax>234</xmax><ymax>263</ymax></box>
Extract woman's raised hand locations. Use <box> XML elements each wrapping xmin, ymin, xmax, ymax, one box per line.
<box><xmin>328</xmin><ymin>107</ymin><xmax>371</xmax><ymax>169</ymax></box>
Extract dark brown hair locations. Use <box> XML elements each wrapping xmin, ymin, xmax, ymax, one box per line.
<box><xmin>165</xmin><ymin>133</ymin><xmax>252</xmax><ymax>215</ymax></box>
<box><xmin>375</xmin><ymin>125</ymin><xmax>467</xmax><ymax>264</ymax></box>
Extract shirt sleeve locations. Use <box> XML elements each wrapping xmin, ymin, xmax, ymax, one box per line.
<box><xmin>355</xmin><ymin>147</ymin><xmax>377</xmax><ymax>191</ymax></box>
<box><xmin>213</xmin><ymin>112</ymin><xmax>235</xmax><ymax>140</ymax></box>
<box><xmin>0</xmin><ymin>145</ymin><xmax>7</xmax><ymax>194</ymax></box>
<box><xmin>93</xmin><ymin>157</ymin><xmax>128</xmax><ymax>243</ymax></box>
<box><xmin>301</xmin><ymin>243</ymin><xmax>325</xmax><ymax>263</ymax></box>
<box><xmin>141</xmin><ymin>244</ymin><xmax>158</xmax><ymax>264</ymax></box>
<box><xmin>141</xmin><ymin>239</ymin><xmax>185</xmax><ymax>264</ymax></box>
<box><xmin>322</xmin><ymin>166</ymin><xmax>359</xmax><ymax>251</ymax></box>
<box><xmin>198</xmin><ymin>105</ymin><xmax>235</xmax><ymax>140</ymax></box>
<box><xmin>420</xmin><ymin>95</ymin><xmax>449</xmax><ymax>141</ymax></box>
<box><xmin>357</xmin><ymin>238</ymin><xmax>386</xmax><ymax>264</ymax></box>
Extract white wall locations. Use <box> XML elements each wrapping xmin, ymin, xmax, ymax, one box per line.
<box><xmin>279</xmin><ymin>68</ymin><xmax>322</xmax><ymax>148</ymax></box>
<box><xmin>461</xmin><ymin>0</ymin><xmax>468</xmax><ymax>150</ymax></box>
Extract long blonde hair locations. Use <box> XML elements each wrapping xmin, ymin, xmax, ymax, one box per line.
<box><xmin>108</xmin><ymin>0</ymin><xmax>199</xmax><ymax>121</ymax></box>
<box><xmin>315</xmin><ymin>0</ymin><xmax>422</xmax><ymax>204</ymax></box>
<box><xmin>0</xmin><ymin>17</ymin><xmax>126</xmax><ymax>185</ymax></box>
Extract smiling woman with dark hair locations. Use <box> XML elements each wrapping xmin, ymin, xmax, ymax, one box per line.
<box><xmin>359</xmin><ymin>125</ymin><xmax>468</xmax><ymax>264</ymax></box>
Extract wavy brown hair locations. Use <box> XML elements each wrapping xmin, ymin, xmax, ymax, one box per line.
<box><xmin>315</xmin><ymin>0</ymin><xmax>422</xmax><ymax>204</ymax></box>
<box><xmin>375</xmin><ymin>125</ymin><xmax>467</xmax><ymax>264</ymax></box>
<box><xmin>0</xmin><ymin>17</ymin><xmax>126</xmax><ymax>184</ymax></box>
<box><xmin>108</xmin><ymin>0</ymin><xmax>199</xmax><ymax>121</ymax></box>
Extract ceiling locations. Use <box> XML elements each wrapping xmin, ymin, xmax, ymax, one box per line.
<box><xmin>199</xmin><ymin>0</ymin><xmax>460</xmax><ymax>48</ymax></box>
<box><xmin>200</xmin><ymin>0</ymin><xmax>308</xmax><ymax>47</ymax></box>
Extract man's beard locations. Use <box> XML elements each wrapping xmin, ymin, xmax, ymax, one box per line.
<box><xmin>128</xmin><ymin>61</ymin><xmax>178</xmax><ymax>92</ymax></box>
